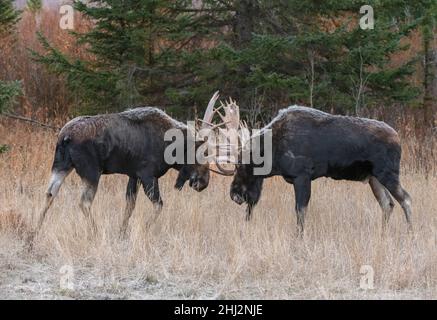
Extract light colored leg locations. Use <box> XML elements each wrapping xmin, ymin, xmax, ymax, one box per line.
<box><xmin>32</xmin><ymin>169</ymin><xmax>71</xmax><ymax>242</ymax></box>
<box><xmin>398</xmin><ymin>190</ymin><xmax>413</xmax><ymax>232</ymax></box>
<box><xmin>383</xmin><ymin>180</ymin><xmax>413</xmax><ymax>233</ymax></box>
<box><xmin>145</xmin><ymin>202</ymin><xmax>163</xmax><ymax>229</ymax></box>
<box><xmin>296</xmin><ymin>206</ymin><xmax>308</xmax><ymax>237</ymax></box>
<box><xmin>369</xmin><ymin>176</ymin><xmax>395</xmax><ymax>232</ymax></box>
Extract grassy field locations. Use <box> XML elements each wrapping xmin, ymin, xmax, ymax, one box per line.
<box><xmin>0</xmin><ymin>120</ymin><xmax>436</xmax><ymax>299</ymax></box>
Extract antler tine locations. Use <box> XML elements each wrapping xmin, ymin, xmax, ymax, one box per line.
<box><xmin>228</xmin><ymin>98</ymin><xmax>240</xmax><ymax>131</ymax></box>
<box><xmin>214</xmin><ymin>104</ymin><xmax>224</xmax><ymax>112</ymax></box>
<box><xmin>217</xmin><ymin>102</ymin><xmax>227</xmax><ymax>123</ymax></box>
<box><xmin>197</xmin><ymin>119</ymin><xmax>214</xmax><ymax>126</ymax></box>
<box><xmin>215</xmin><ymin>110</ymin><xmax>226</xmax><ymax>122</ymax></box>
<box><xmin>240</xmin><ymin>119</ymin><xmax>249</xmax><ymax>131</ymax></box>
<box><xmin>209</xmin><ymin>121</ymin><xmax>231</xmax><ymax>130</ymax></box>
<box><xmin>214</xmin><ymin>99</ymin><xmax>237</xmax><ymax>130</ymax></box>
<box><xmin>201</xmin><ymin>91</ymin><xmax>220</xmax><ymax>129</ymax></box>
<box><xmin>230</xmin><ymin>119</ymin><xmax>247</xmax><ymax>153</ymax></box>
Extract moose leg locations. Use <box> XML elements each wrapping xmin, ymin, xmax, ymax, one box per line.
<box><xmin>369</xmin><ymin>176</ymin><xmax>395</xmax><ymax>232</ymax></box>
<box><xmin>120</xmin><ymin>177</ymin><xmax>140</xmax><ymax>236</ymax></box>
<box><xmin>79</xmin><ymin>178</ymin><xmax>100</xmax><ymax>237</ymax></box>
<box><xmin>245</xmin><ymin>204</ymin><xmax>254</xmax><ymax>221</ymax></box>
<box><xmin>31</xmin><ymin>169</ymin><xmax>72</xmax><ymax>243</ymax></box>
<box><xmin>388</xmin><ymin>183</ymin><xmax>413</xmax><ymax>232</ymax></box>
<box><xmin>139</xmin><ymin>175</ymin><xmax>163</xmax><ymax>217</ymax></box>
<box><xmin>377</xmin><ymin>173</ymin><xmax>413</xmax><ymax>232</ymax></box>
<box><xmin>139</xmin><ymin>176</ymin><xmax>162</xmax><ymax>228</ymax></box>
<box><xmin>293</xmin><ymin>175</ymin><xmax>312</xmax><ymax>237</ymax></box>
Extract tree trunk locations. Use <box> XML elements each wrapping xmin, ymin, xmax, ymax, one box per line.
<box><xmin>422</xmin><ymin>23</ymin><xmax>437</xmax><ymax>131</ymax></box>
<box><xmin>234</xmin><ymin>0</ymin><xmax>258</xmax><ymax>49</ymax></box>
<box><xmin>233</xmin><ymin>0</ymin><xmax>259</xmax><ymax>109</ymax></box>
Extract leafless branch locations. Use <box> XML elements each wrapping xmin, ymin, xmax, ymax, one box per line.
<box><xmin>1</xmin><ymin>113</ymin><xmax>60</xmax><ymax>131</ymax></box>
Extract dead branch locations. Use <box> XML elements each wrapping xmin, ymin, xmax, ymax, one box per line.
<box><xmin>1</xmin><ymin>113</ymin><xmax>60</xmax><ymax>131</ymax></box>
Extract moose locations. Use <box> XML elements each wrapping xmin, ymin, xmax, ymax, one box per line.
<box><xmin>226</xmin><ymin>105</ymin><xmax>413</xmax><ymax>235</ymax></box>
<box><xmin>34</xmin><ymin>92</ymin><xmax>231</xmax><ymax>238</ymax></box>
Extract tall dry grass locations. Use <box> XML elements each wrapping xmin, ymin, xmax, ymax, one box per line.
<box><xmin>0</xmin><ymin>119</ymin><xmax>436</xmax><ymax>299</ymax></box>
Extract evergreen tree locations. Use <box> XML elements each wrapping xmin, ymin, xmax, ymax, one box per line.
<box><xmin>415</xmin><ymin>0</ymin><xmax>437</xmax><ymax>127</ymax></box>
<box><xmin>26</xmin><ymin>0</ymin><xmax>43</xmax><ymax>29</ymax></box>
<box><xmin>0</xmin><ymin>0</ymin><xmax>20</xmax><ymax>35</ymax></box>
<box><xmin>0</xmin><ymin>0</ymin><xmax>21</xmax><ymax>153</ymax></box>
<box><xmin>33</xmin><ymin>0</ymin><xmax>226</xmax><ymax>115</ymax></box>
<box><xmin>34</xmin><ymin>0</ymin><xmax>423</xmax><ymax>121</ymax></box>
<box><xmin>0</xmin><ymin>0</ymin><xmax>21</xmax><ymax>114</ymax></box>
<box><xmin>26</xmin><ymin>0</ymin><xmax>42</xmax><ymax>13</ymax></box>
<box><xmin>189</xmin><ymin>0</ymin><xmax>420</xmax><ymax>119</ymax></box>
<box><xmin>379</xmin><ymin>0</ymin><xmax>437</xmax><ymax>128</ymax></box>
<box><xmin>0</xmin><ymin>80</ymin><xmax>21</xmax><ymax>114</ymax></box>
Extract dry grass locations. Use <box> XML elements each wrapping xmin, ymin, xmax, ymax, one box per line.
<box><xmin>0</xmin><ymin>120</ymin><xmax>436</xmax><ymax>299</ymax></box>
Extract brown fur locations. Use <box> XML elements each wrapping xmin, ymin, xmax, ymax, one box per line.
<box><xmin>58</xmin><ymin>116</ymin><xmax>111</xmax><ymax>143</ymax></box>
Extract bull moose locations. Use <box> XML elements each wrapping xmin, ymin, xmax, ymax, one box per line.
<box><xmin>228</xmin><ymin>106</ymin><xmax>413</xmax><ymax>235</ymax></box>
<box><xmin>34</xmin><ymin>92</ymin><xmax>231</xmax><ymax>238</ymax></box>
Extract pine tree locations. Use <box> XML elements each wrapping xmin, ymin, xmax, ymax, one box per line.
<box><xmin>33</xmin><ymin>0</ymin><xmax>227</xmax><ymax>115</ymax></box>
<box><xmin>417</xmin><ymin>1</ymin><xmax>437</xmax><ymax>128</ymax></box>
<box><xmin>0</xmin><ymin>0</ymin><xmax>21</xmax><ymax>114</ymax></box>
<box><xmin>26</xmin><ymin>0</ymin><xmax>42</xmax><ymax>29</ymax></box>
<box><xmin>381</xmin><ymin>0</ymin><xmax>437</xmax><ymax>128</ymax></box>
<box><xmin>33</xmin><ymin>0</ymin><xmax>424</xmax><ymax>121</ymax></box>
<box><xmin>190</xmin><ymin>1</ymin><xmax>421</xmax><ymax>119</ymax></box>
<box><xmin>26</xmin><ymin>0</ymin><xmax>42</xmax><ymax>13</ymax></box>
<box><xmin>0</xmin><ymin>80</ymin><xmax>21</xmax><ymax>114</ymax></box>
<box><xmin>0</xmin><ymin>0</ymin><xmax>20</xmax><ymax>35</ymax></box>
<box><xmin>0</xmin><ymin>0</ymin><xmax>21</xmax><ymax>153</ymax></box>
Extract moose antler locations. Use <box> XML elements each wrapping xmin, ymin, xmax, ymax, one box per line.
<box><xmin>213</xmin><ymin>98</ymin><xmax>242</xmax><ymax>175</ymax></box>
<box><xmin>200</xmin><ymin>91</ymin><xmax>220</xmax><ymax>129</ymax></box>
<box><xmin>197</xmin><ymin>93</ymin><xmax>248</xmax><ymax>176</ymax></box>
<box><xmin>218</xmin><ymin>98</ymin><xmax>240</xmax><ymax>131</ymax></box>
